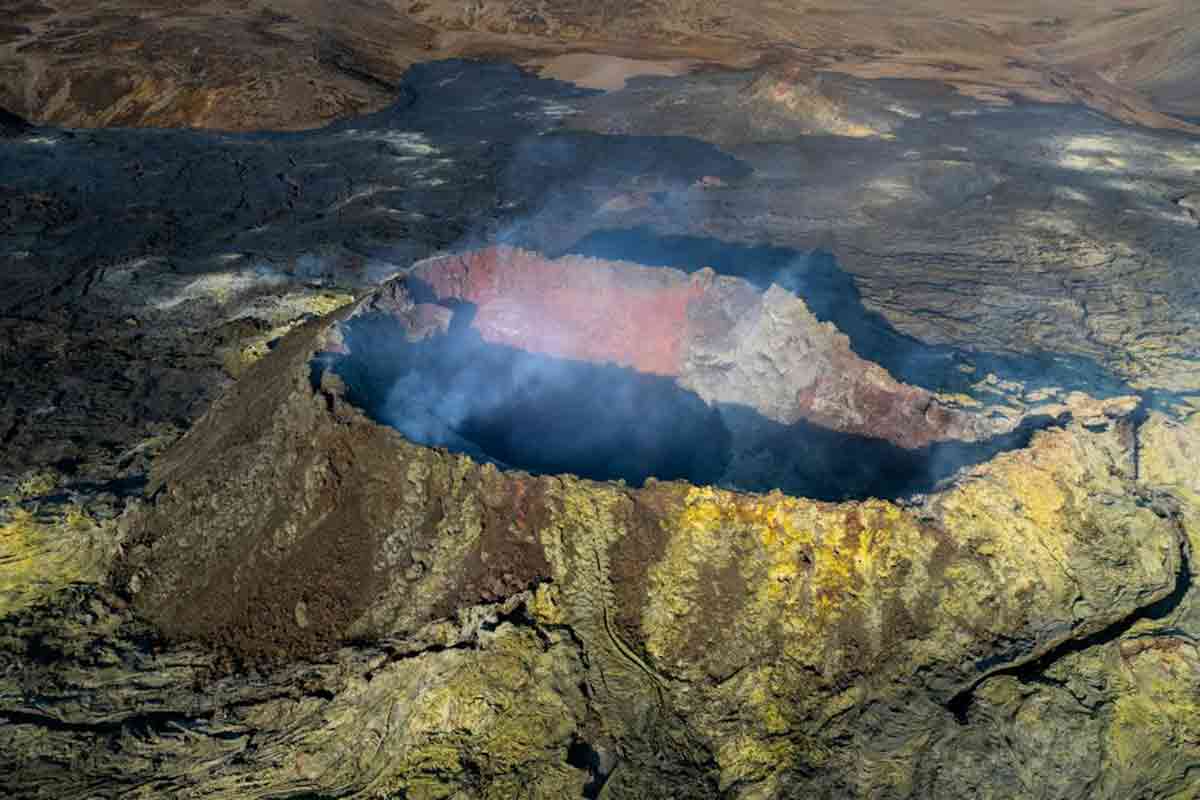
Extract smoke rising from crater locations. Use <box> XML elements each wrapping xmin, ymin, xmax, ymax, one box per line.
<box><xmin>328</xmin><ymin>250</ymin><xmax>1063</xmax><ymax>500</ymax></box>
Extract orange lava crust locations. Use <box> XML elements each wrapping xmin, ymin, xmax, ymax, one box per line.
<box><xmin>404</xmin><ymin>245</ymin><xmax>984</xmax><ymax>450</ymax></box>
<box><xmin>412</xmin><ymin>246</ymin><xmax>703</xmax><ymax>376</ymax></box>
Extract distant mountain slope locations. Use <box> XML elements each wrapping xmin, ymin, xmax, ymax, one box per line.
<box><xmin>1039</xmin><ymin>0</ymin><xmax>1200</xmax><ymax>121</ymax></box>
<box><xmin>1</xmin><ymin>1</ymin><xmax>1197</xmax><ymax>130</ymax></box>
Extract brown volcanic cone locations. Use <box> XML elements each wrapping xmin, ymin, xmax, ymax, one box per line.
<box><xmin>115</xmin><ymin>246</ymin><xmax>1170</xmax><ymax>673</ymax></box>
<box><xmin>108</xmin><ymin>245</ymin><xmax>1184</xmax><ymax>797</ymax></box>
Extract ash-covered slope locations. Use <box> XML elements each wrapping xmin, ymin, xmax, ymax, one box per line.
<box><xmin>1040</xmin><ymin>0</ymin><xmax>1200</xmax><ymax>122</ymax></box>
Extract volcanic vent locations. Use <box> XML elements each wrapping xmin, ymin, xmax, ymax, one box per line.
<box><xmin>320</xmin><ymin>246</ymin><xmax>1033</xmax><ymax>500</ymax></box>
<box><xmin>119</xmin><ymin>242</ymin><xmax>1084</xmax><ymax>661</ymax></box>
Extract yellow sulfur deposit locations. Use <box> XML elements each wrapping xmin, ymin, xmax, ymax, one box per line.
<box><xmin>0</xmin><ymin>505</ymin><xmax>101</xmax><ymax>617</ymax></box>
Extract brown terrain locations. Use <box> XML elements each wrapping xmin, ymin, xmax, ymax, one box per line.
<box><xmin>3</xmin><ymin>0</ymin><xmax>1200</xmax><ymax>131</ymax></box>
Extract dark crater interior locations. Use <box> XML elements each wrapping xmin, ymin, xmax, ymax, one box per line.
<box><xmin>321</xmin><ymin>304</ymin><xmax>1060</xmax><ymax>501</ymax></box>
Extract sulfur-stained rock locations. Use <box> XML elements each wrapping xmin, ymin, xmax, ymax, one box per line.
<box><xmin>873</xmin><ymin>408</ymin><xmax>1200</xmax><ymax>800</ymax></box>
<box><xmin>0</xmin><ymin>585</ymin><xmax>593</xmax><ymax>799</ymax></box>
<box><xmin>915</xmin><ymin>626</ymin><xmax>1200</xmax><ymax>800</ymax></box>
<box><xmin>1131</xmin><ymin>407</ymin><xmax>1200</xmax><ymax>635</ymax></box>
<box><xmin>0</xmin><ymin>474</ymin><xmax>118</xmax><ymax>619</ymax></box>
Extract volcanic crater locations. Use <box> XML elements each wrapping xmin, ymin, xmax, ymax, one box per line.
<box><xmin>321</xmin><ymin>245</ymin><xmax>1052</xmax><ymax>501</ymax></box>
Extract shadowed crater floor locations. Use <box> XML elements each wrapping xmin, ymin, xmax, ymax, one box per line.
<box><xmin>330</xmin><ymin>308</ymin><xmax>733</xmax><ymax>488</ymax></box>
